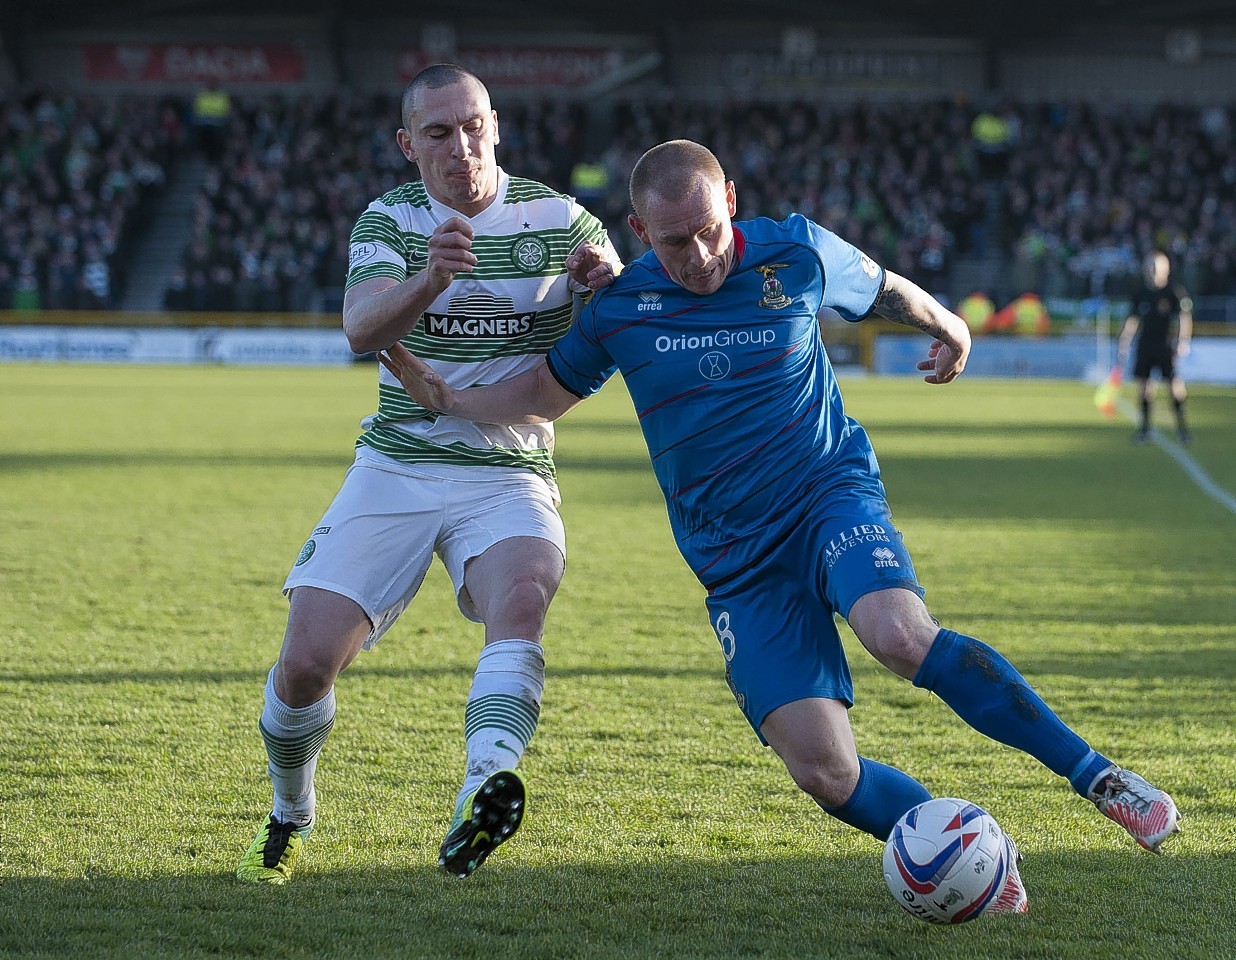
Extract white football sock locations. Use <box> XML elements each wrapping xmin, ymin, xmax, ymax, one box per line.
<box><xmin>454</xmin><ymin>639</ymin><xmax>544</xmax><ymax>816</ymax></box>
<box><xmin>259</xmin><ymin>666</ymin><xmax>335</xmax><ymax>827</ymax></box>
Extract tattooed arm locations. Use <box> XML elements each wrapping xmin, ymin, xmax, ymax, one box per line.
<box><xmin>872</xmin><ymin>270</ymin><xmax>971</xmax><ymax>384</ymax></box>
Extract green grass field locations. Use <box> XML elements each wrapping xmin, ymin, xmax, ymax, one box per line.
<box><xmin>1</xmin><ymin>364</ymin><xmax>1233</xmax><ymax>959</ymax></box>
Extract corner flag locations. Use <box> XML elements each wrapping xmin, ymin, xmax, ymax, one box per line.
<box><xmin>1094</xmin><ymin>365</ymin><xmax>1122</xmax><ymax>418</ymax></box>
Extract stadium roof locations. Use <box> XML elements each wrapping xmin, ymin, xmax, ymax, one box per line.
<box><xmin>11</xmin><ymin>0</ymin><xmax>1236</xmax><ymax>40</ymax></box>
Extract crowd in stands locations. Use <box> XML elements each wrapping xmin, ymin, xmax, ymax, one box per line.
<box><xmin>999</xmin><ymin>102</ymin><xmax>1236</xmax><ymax>300</ymax></box>
<box><xmin>161</xmin><ymin>94</ymin><xmax>988</xmax><ymax>312</ymax></box>
<box><xmin>151</xmin><ymin>93</ymin><xmax>1236</xmax><ymax>311</ymax></box>
<box><xmin>603</xmin><ymin>98</ymin><xmax>988</xmax><ymax>292</ymax></box>
<box><xmin>163</xmin><ymin>92</ymin><xmax>406</xmax><ymax>312</ymax></box>
<box><xmin>162</xmin><ymin>94</ymin><xmax>594</xmax><ymax>313</ymax></box>
<box><xmin>0</xmin><ymin>89</ymin><xmax>181</xmax><ymax>310</ymax></box>
<box><xmin>0</xmin><ymin>89</ymin><xmax>1232</xmax><ymax>314</ymax></box>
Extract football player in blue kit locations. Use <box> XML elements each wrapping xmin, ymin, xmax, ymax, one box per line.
<box><xmin>380</xmin><ymin>140</ymin><xmax>1180</xmax><ymax>897</ymax></box>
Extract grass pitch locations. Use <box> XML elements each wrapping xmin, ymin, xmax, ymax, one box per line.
<box><xmin>0</xmin><ymin>364</ymin><xmax>1233</xmax><ymax>959</ymax></box>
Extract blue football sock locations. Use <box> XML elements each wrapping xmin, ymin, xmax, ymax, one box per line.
<box><xmin>913</xmin><ymin>629</ymin><xmax>1112</xmax><ymax>796</ymax></box>
<box><xmin>818</xmin><ymin>756</ymin><xmax>932</xmax><ymax>842</ymax></box>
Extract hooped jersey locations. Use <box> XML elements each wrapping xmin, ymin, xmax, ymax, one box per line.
<box><xmin>345</xmin><ymin>167</ymin><xmax>615</xmax><ymax>497</ymax></box>
<box><xmin>547</xmin><ymin>214</ymin><xmax>885</xmax><ymax>587</ymax></box>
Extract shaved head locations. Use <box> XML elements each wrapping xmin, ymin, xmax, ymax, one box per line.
<box><xmin>401</xmin><ymin>63</ymin><xmax>488</xmax><ymax>129</ymax></box>
<box><xmin>396</xmin><ymin>62</ymin><xmax>500</xmax><ymax>216</ymax></box>
<box><xmin>1144</xmin><ymin>249</ymin><xmax>1170</xmax><ymax>286</ymax></box>
<box><xmin>629</xmin><ymin>140</ymin><xmax>727</xmax><ymax>218</ymax></box>
<box><xmin>626</xmin><ymin>140</ymin><xmax>737</xmax><ymax>296</ymax></box>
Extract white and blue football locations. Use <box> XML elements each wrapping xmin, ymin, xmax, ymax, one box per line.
<box><xmin>883</xmin><ymin>797</ymin><xmax>1012</xmax><ymax>923</ymax></box>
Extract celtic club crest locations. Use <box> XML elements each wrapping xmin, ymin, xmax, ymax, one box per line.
<box><xmin>511</xmin><ymin>235</ymin><xmax>550</xmax><ymax>274</ymax></box>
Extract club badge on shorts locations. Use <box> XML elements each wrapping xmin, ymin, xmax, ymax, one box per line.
<box><xmin>294</xmin><ymin>539</ymin><xmax>316</xmax><ymax>566</ymax></box>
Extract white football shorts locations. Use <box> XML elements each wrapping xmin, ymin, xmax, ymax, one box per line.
<box><xmin>283</xmin><ymin>446</ymin><xmax>565</xmax><ymax>647</ymax></box>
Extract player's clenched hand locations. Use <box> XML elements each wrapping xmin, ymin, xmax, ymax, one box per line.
<box><xmin>379</xmin><ymin>342</ymin><xmax>458</xmax><ymax>413</ymax></box>
<box><xmin>565</xmin><ymin>242</ymin><xmax>618</xmax><ymax>291</ymax></box>
<box><xmin>425</xmin><ymin>216</ymin><xmax>477</xmax><ymax>287</ymax></box>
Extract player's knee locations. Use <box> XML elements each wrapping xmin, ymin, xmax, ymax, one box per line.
<box><xmin>861</xmin><ymin>616</ymin><xmax>933</xmax><ymax>679</ymax></box>
<box><xmin>786</xmin><ymin>755</ymin><xmax>860</xmax><ymax>808</ymax></box>
<box><xmin>277</xmin><ymin>649</ymin><xmax>340</xmax><ymax>706</ymax></box>
<box><xmin>485</xmin><ymin>575</ymin><xmax>555</xmax><ymax>635</ymax></box>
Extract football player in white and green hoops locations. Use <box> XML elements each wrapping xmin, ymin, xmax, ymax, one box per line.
<box><xmin>236</xmin><ymin>63</ymin><xmax>619</xmax><ymax>884</ymax></box>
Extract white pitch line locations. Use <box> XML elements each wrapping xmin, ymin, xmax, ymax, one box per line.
<box><xmin>1115</xmin><ymin>397</ymin><xmax>1236</xmax><ymax>516</ymax></box>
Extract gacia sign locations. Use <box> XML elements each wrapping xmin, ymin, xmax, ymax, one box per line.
<box><xmin>84</xmin><ymin>44</ymin><xmax>305</xmax><ymax>84</ymax></box>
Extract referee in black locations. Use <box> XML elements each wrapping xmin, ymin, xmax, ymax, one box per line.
<box><xmin>1118</xmin><ymin>251</ymin><xmax>1194</xmax><ymax>444</ymax></box>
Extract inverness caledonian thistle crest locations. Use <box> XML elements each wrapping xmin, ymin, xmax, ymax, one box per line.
<box><xmin>756</xmin><ymin>263</ymin><xmax>792</xmax><ymax>309</ymax></box>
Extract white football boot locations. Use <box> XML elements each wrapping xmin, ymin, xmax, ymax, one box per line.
<box><xmin>988</xmin><ymin>833</ymin><xmax>1029</xmax><ymax>915</ymax></box>
<box><xmin>1088</xmin><ymin>765</ymin><xmax>1181</xmax><ymax>853</ymax></box>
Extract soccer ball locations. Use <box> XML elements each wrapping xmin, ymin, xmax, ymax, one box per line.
<box><xmin>883</xmin><ymin>797</ymin><xmax>1013</xmax><ymax>924</ymax></box>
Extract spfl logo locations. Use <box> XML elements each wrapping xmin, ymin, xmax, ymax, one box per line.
<box><xmin>349</xmin><ymin>242</ymin><xmax>378</xmax><ymax>268</ymax></box>
<box><xmin>872</xmin><ymin>546</ymin><xmax>900</xmax><ymax>568</ymax></box>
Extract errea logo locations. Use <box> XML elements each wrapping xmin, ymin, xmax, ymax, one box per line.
<box><xmin>872</xmin><ymin>546</ymin><xmax>901</xmax><ymax>568</ymax></box>
<box><xmin>638</xmin><ymin>292</ymin><xmax>663</xmax><ymax>312</ymax></box>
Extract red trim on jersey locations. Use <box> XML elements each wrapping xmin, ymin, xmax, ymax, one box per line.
<box><xmin>601</xmin><ymin>304</ymin><xmax>704</xmax><ymax>342</ymax></box>
<box><xmin>670</xmin><ymin>398</ymin><xmax>821</xmax><ymax>500</ymax></box>
<box><xmin>731</xmin><ymin>343</ymin><xmax>800</xmax><ymax>380</ymax></box>
<box><xmin>696</xmin><ymin>542</ymin><xmax>736</xmax><ymax>579</ymax></box>
<box><xmin>637</xmin><ymin>383</ymin><xmax>713</xmax><ymax>420</ymax></box>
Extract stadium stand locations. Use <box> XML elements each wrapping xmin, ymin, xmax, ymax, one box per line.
<box><xmin>1001</xmin><ymin>102</ymin><xmax>1236</xmax><ymax>300</ymax></box>
<box><xmin>162</xmin><ymin>94</ymin><xmax>595</xmax><ymax>313</ymax></box>
<box><xmin>0</xmin><ymin>89</ymin><xmax>183</xmax><ymax>310</ymax></box>
<box><xmin>607</xmin><ymin>98</ymin><xmax>987</xmax><ymax>291</ymax></box>
<box><xmin>0</xmin><ymin>88</ymin><xmax>1230</xmax><ymax>315</ymax></box>
<box><xmin>152</xmin><ymin>94</ymin><xmax>1232</xmax><ymax>311</ymax></box>
<box><xmin>2</xmin><ymin>0</ymin><xmax>1234</xmax><ymax>325</ymax></box>
<box><xmin>163</xmin><ymin>92</ymin><xmax>403</xmax><ymax>312</ymax></box>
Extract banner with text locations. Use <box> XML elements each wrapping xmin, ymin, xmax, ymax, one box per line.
<box><xmin>399</xmin><ymin>46</ymin><xmax>624</xmax><ymax>87</ymax></box>
<box><xmin>84</xmin><ymin>43</ymin><xmax>305</xmax><ymax>84</ymax></box>
<box><xmin>0</xmin><ymin>327</ymin><xmax>360</xmax><ymax>366</ymax></box>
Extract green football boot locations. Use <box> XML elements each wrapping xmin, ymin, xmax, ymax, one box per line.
<box><xmin>236</xmin><ymin>814</ymin><xmax>312</xmax><ymax>885</ymax></box>
<box><xmin>439</xmin><ymin>769</ymin><xmax>525</xmax><ymax>878</ymax></box>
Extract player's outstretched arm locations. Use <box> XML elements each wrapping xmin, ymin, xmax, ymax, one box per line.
<box><xmin>873</xmin><ymin>271</ymin><xmax>972</xmax><ymax>384</ymax></box>
<box><xmin>380</xmin><ymin>342</ymin><xmax>582</xmax><ymax>425</ymax></box>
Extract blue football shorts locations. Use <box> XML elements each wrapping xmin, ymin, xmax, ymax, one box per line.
<box><xmin>703</xmin><ymin>478</ymin><xmax>924</xmax><ymax>744</ymax></box>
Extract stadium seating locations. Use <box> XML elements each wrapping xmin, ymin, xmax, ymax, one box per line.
<box><xmin>163</xmin><ymin>95</ymin><xmax>593</xmax><ymax>312</ymax></box>
<box><xmin>1001</xmin><ymin>102</ymin><xmax>1236</xmax><ymax>299</ymax></box>
<box><xmin>0</xmin><ymin>89</ymin><xmax>182</xmax><ymax>310</ymax></box>
<box><xmin>1</xmin><ymin>89</ymin><xmax>1230</xmax><ymax>312</ymax></box>
<box><xmin>161</xmin><ymin>94</ymin><xmax>1230</xmax><ymax>309</ymax></box>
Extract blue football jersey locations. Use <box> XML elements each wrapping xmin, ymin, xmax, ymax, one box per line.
<box><xmin>547</xmin><ymin>214</ymin><xmax>885</xmax><ymax>587</ymax></box>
